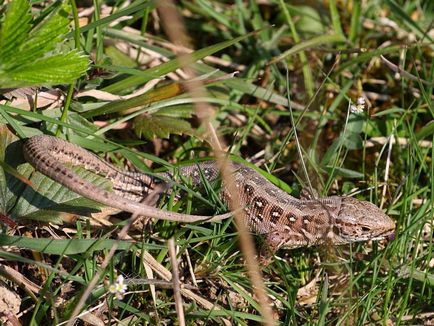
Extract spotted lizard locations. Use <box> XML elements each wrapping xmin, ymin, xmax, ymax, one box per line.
<box><xmin>23</xmin><ymin>135</ymin><xmax>396</xmax><ymax>252</ymax></box>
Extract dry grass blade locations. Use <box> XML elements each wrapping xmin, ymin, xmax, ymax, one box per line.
<box><xmin>156</xmin><ymin>1</ymin><xmax>276</xmax><ymax>324</ymax></box>
<box><xmin>380</xmin><ymin>55</ymin><xmax>433</xmax><ymax>85</ymax></box>
<box><xmin>168</xmin><ymin>238</ymin><xmax>185</xmax><ymax>326</ymax></box>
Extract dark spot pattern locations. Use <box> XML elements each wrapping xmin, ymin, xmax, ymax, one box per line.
<box><xmin>270</xmin><ymin>206</ymin><xmax>284</xmax><ymax>223</ymax></box>
<box><xmin>244</xmin><ymin>184</ymin><xmax>254</xmax><ymax>196</ymax></box>
<box><xmin>252</xmin><ymin>196</ymin><xmax>268</xmax><ymax>213</ymax></box>
<box><xmin>286</xmin><ymin>212</ymin><xmax>298</xmax><ymax>223</ymax></box>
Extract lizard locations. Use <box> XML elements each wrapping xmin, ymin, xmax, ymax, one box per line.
<box><xmin>23</xmin><ymin>135</ymin><xmax>396</xmax><ymax>252</ymax></box>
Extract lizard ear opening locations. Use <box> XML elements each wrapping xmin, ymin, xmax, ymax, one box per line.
<box><xmin>361</xmin><ymin>226</ymin><xmax>371</xmax><ymax>232</ymax></box>
<box><xmin>332</xmin><ymin>225</ymin><xmax>340</xmax><ymax>235</ymax></box>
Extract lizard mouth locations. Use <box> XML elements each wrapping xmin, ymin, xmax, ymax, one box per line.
<box><xmin>338</xmin><ymin>227</ymin><xmax>396</xmax><ymax>243</ymax></box>
<box><xmin>365</xmin><ymin>228</ymin><xmax>396</xmax><ymax>242</ymax></box>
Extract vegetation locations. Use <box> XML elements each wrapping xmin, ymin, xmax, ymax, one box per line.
<box><xmin>0</xmin><ymin>0</ymin><xmax>433</xmax><ymax>324</ymax></box>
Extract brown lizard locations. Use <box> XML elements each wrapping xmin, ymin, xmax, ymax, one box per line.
<box><xmin>23</xmin><ymin>135</ymin><xmax>396</xmax><ymax>252</ymax></box>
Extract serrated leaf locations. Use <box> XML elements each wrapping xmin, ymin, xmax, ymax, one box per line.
<box><xmin>133</xmin><ymin>114</ymin><xmax>197</xmax><ymax>140</ymax></box>
<box><xmin>8</xmin><ymin>3</ymin><xmax>72</xmax><ymax>69</ymax></box>
<box><xmin>0</xmin><ymin>1</ymin><xmax>89</xmax><ymax>88</ymax></box>
<box><xmin>0</xmin><ymin>0</ymin><xmax>32</xmax><ymax>64</ymax></box>
<box><xmin>0</xmin><ymin>51</ymin><xmax>89</xmax><ymax>88</ymax></box>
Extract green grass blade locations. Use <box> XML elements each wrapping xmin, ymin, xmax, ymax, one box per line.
<box><xmin>349</xmin><ymin>0</ymin><xmax>361</xmax><ymax>43</ymax></box>
<box><xmin>269</xmin><ymin>33</ymin><xmax>346</xmax><ymax>65</ymax></box>
<box><xmin>0</xmin><ymin>235</ymin><xmax>136</xmax><ymax>255</ymax></box>
<box><xmin>328</xmin><ymin>0</ymin><xmax>345</xmax><ymax>39</ymax></box>
<box><xmin>67</xmin><ymin>0</ymin><xmax>153</xmax><ymax>36</ymax></box>
<box><xmin>102</xmin><ymin>28</ymin><xmax>269</xmax><ymax>94</ymax></box>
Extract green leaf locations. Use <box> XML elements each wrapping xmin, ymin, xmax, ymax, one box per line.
<box><xmin>62</xmin><ymin>112</ymin><xmax>100</xmax><ymax>138</ymax></box>
<box><xmin>324</xmin><ymin>166</ymin><xmax>364</xmax><ymax>179</ymax></box>
<box><xmin>0</xmin><ymin>126</ymin><xmax>29</xmax><ymax>214</ymax></box>
<box><xmin>343</xmin><ymin>115</ymin><xmax>364</xmax><ymax>150</ymax></box>
<box><xmin>0</xmin><ymin>51</ymin><xmax>89</xmax><ymax>88</ymax></box>
<box><xmin>342</xmin><ymin>133</ymin><xmax>363</xmax><ymax>150</ymax></box>
<box><xmin>334</xmin><ymin>45</ymin><xmax>400</xmax><ymax>74</ymax></box>
<box><xmin>328</xmin><ymin>0</ymin><xmax>344</xmax><ymax>39</ymax></box>
<box><xmin>83</xmin><ymin>73</ymin><xmax>239</xmax><ymax>118</ymax></box>
<box><xmin>0</xmin><ymin>1</ymin><xmax>89</xmax><ymax>88</ymax></box>
<box><xmin>0</xmin><ymin>235</ymin><xmax>136</xmax><ymax>255</ymax></box>
<box><xmin>133</xmin><ymin>114</ymin><xmax>197</xmax><ymax>140</ymax></box>
<box><xmin>8</xmin><ymin>3</ymin><xmax>71</xmax><ymax>69</ymax></box>
<box><xmin>346</xmin><ymin>114</ymin><xmax>364</xmax><ymax>134</ymax></box>
<box><xmin>11</xmin><ymin>166</ymin><xmax>111</xmax><ymax>223</ymax></box>
<box><xmin>292</xmin><ymin>5</ymin><xmax>325</xmax><ymax>35</ymax></box>
<box><xmin>0</xmin><ymin>0</ymin><xmax>32</xmax><ymax>64</ymax></box>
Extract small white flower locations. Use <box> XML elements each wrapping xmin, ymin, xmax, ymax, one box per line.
<box><xmin>350</xmin><ymin>97</ymin><xmax>366</xmax><ymax>114</ymax></box>
<box><xmin>356</xmin><ymin>96</ymin><xmax>366</xmax><ymax>106</ymax></box>
<box><xmin>109</xmin><ymin>275</ymin><xmax>127</xmax><ymax>299</ymax></box>
<box><xmin>350</xmin><ymin>104</ymin><xmax>363</xmax><ymax>114</ymax></box>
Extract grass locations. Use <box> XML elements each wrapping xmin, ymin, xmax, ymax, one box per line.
<box><xmin>0</xmin><ymin>0</ymin><xmax>433</xmax><ymax>325</ymax></box>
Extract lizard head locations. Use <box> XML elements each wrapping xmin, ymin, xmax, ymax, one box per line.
<box><xmin>331</xmin><ymin>196</ymin><xmax>395</xmax><ymax>244</ymax></box>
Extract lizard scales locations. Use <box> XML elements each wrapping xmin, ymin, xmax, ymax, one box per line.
<box><xmin>23</xmin><ymin>135</ymin><xmax>395</xmax><ymax>251</ymax></box>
